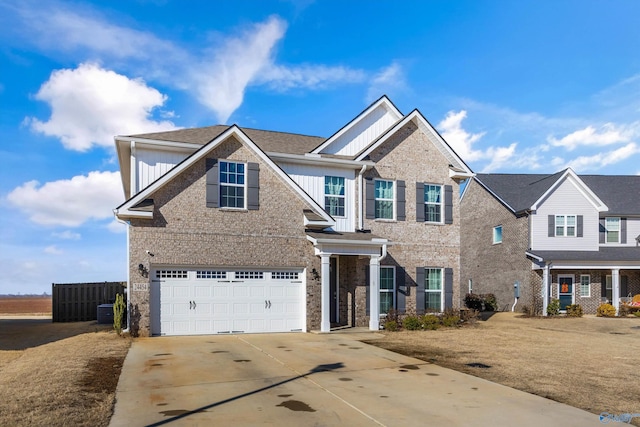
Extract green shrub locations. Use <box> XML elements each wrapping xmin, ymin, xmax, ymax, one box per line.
<box><xmin>547</xmin><ymin>298</ymin><xmax>560</xmax><ymax>316</ymax></box>
<box><xmin>464</xmin><ymin>293</ymin><xmax>484</xmax><ymax>311</ymax></box>
<box><xmin>597</xmin><ymin>303</ymin><xmax>616</xmax><ymax>317</ymax></box>
<box><xmin>383</xmin><ymin>319</ymin><xmax>399</xmax><ymax>331</ymax></box>
<box><xmin>113</xmin><ymin>293</ymin><xmax>126</xmax><ymax>335</ymax></box>
<box><xmin>441</xmin><ymin>308</ymin><xmax>460</xmax><ymax>327</ymax></box>
<box><xmin>633</xmin><ymin>311</ymin><xmax>640</xmax><ymax>318</ymax></box>
<box><xmin>422</xmin><ymin>314</ymin><xmax>441</xmax><ymax>330</ymax></box>
<box><xmin>565</xmin><ymin>304</ymin><xmax>583</xmax><ymax>317</ymax></box>
<box><xmin>483</xmin><ymin>294</ymin><xmax>498</xmax><ymax>311</ymax></box>
<box><xmin>403</xmin><ymin>315</ymin><xmax>423</xmax><ymax>330</ymax></box>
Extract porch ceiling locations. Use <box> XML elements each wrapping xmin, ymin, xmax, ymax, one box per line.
<box><xmin>306</xmin><ymin>230</ymin><xmax>390</xmax><ymax>256</ymax></box>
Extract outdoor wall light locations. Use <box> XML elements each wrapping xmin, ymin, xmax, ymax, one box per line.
<box><xmin>311</xmin><ymin>268</ymin><xmax>320</xmax><ymax>280</ymax></box>
<box><xmin>138</xmin><ymin>263</ymin><xmax>149</xmax><ymax>278</ymax></box>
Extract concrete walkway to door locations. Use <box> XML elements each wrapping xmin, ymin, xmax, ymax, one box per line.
<box><xmin>110</xmin><ymin>332</ymin><xmax>602</xmax><ymax>427</ymax></box>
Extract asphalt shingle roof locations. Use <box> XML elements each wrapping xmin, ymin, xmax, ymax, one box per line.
<box><xmin>475</xmin><ymin>171</ymin><xmax>640</xmax><ymax>214</ymax></box>
<box><xmin>528</xmin><ymin>247</ymin><xmax>640</xmax><ymax>262</ymax></box>
<box><xmin>128</xmin><ymin>125</ymin><xmax>326</xmax><ymax>156</ymax></box>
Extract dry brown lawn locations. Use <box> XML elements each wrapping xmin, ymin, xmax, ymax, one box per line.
<box><xmin>365</xmin><ymin>312</ymin><xmax>640</xmax><ymax>425</ymax></box>
<box><xmin>0</xmin><ymin>318</ymin><xmax>130</xmax><ymax>427</ymax></box>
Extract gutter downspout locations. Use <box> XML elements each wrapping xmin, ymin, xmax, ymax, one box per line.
<box><xmin>114</xmin><ymin>213</ymin><xmax>131</xmax><ymax>334</ymax></box>
<box><xmin>358</xmin><ymin>164</ymin><xmax>368</xmax><ymax>231</ymax></box>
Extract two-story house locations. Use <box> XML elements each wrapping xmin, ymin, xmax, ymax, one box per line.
<box><xmin>113</xmin><ymin>96</ymin><xmax>473</xmax><ymax>336</ymax></box>
<box><xmin>461</xmin><ymin>168</ymin><xmax>640</xmax><ymax>315</ymax></box>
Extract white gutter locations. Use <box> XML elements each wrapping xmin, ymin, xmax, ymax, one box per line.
<box><xmin>358</xmin><ymin>164</ymin><xmax>368</xmax><ymax>230</ymax></box>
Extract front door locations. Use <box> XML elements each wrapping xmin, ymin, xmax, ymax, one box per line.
<box><xmin>558</xmin><ymin>276</ymin><xmax>574</xmax><ymax>311</ymax></box>
<box><xmin>330</xmin><ymin>257</ymin><xmax>338</xmax><ymax>323</ymax></box>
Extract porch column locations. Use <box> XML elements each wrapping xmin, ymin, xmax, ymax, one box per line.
<box><xmin>612</xmin><ymin>268</ymin><xmax>620</xmax><ymax>315</ymax></box>
<box><xmin>369</xmin><ymin>256</ymin><xmax>380</xmax><ymax>330</ymax></box>
<box><xmin>542</xmin><ymin>264</ymin><xmax>550</xmax><ymax>316</ymax></box>
<box><xmin>320</xmin><ymin>254</ymin><xmax>331</xmax><ymax>332</ymax></box>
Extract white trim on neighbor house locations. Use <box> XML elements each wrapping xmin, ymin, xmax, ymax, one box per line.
<box><xmin>114</xmin><ymin>126</ymin><xmax>335</xmax><ymax>227</ymax></box>
<box><xmin>530</xmin><ymin>168</ymin><xmax>608</xmax><ymax>212</ymax></box>
<box><xmin>268</xmin><ymin>151</ymin><xmax>375</xmax><ymax>169</ymax></box>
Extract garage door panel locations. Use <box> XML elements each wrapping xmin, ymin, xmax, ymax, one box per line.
<box><xmin>156</xmin><ymin>268</ymin><xmax>304</xmax><ymax>336</ymax></box>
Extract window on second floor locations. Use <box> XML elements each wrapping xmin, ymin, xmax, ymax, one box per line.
<box><xmin>324</xmin><ymin>176</ymin><xmax>345</xmax><ymax>217</ymax></box>
<box><xmin>375</xmin><ymin>179</ymin><xmax>395</xmax><ymax>219</ymax></box>
<box><xmin>220</xmin><ymin>161</ymin><xmax>245</xmax><ymax>208</ymax></box>
<box><xmin>605</xmin><ymin>217</ymin><xmax>620</xmax><ymax>243</ymax></box>
<box><xmin>555</xmin><ymin>215</ymin><xmax>576</xmax><ymax>237</ymax></box>
<box><xmin>424</xmin><ymin>184</ymin><xmax>442</xmax><ymax>223</ymax></box>
<box><xmin>493</xmin><ymin>225</ymin><xmax>503</xmax><ymax>244</ymax></box>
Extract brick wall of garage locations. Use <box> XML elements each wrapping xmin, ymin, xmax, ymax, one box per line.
<box><xmin>362</xmin><ymin>121</ymin><xmax>463</xmax><ymax>314</ymax></box>
<box><xmin>460</xmin><ymin>178</ymin><xmax>535</xmax><ymax>312</ymax></box>
<box><xmin>128</xmin><ymin>136</ymin><xmax>322</xmax><ymax>336</ymax></box>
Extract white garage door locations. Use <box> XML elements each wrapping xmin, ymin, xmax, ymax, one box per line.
<box><xmin>150</xmin><ymin>269</ymin><xmax>305</xmax><ymax>336</ymax></box>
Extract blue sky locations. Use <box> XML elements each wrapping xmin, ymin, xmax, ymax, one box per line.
<box><xmin>1</xmin><ymin>0</ymin><xmax>639</xmax><ymax>294</ymax></box>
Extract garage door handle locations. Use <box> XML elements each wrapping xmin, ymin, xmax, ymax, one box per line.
<box><xmin>268</xmin><ymin>300</ymin><xmax>271</xmax><ymax>309</ymax></box>
<box><xmin>265</xmin><ymin>300</ymin><xmax>268</xmax><ymax>309</ymax></box>
<box><xmin>189</xmin><ymin>301</ymin><xmax>193</xmax><ymax>310</ymax></box>
<box><xmin>193</xmin><ymin>301</ymin><xmax>196</xmax><ymax>309</ymax></box>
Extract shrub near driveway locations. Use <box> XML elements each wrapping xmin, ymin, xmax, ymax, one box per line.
<box><xmin>366</xmin><ymin>313</ymin><xmax>640</xmax><ymax>426</ymax></box>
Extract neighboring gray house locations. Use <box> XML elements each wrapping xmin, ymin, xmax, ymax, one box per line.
<box><xmin>113</xmin><ymin>96</ymin><xmax>473</xmax><ymax>336</ymax></box>
<box><xmin>461</xmin><ymin>168</ymin><xmax>640</xmax><ymax>315</ymax></box>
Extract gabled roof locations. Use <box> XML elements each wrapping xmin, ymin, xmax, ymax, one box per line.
<box><xmin>310</xmin><ymin>95</ymin><xmax>403</xmax><ymax>156</ymax></box>
<box><xmin>354</xmin><ymin>109</ymin><xmax>474</xmax><ymax>177</ymax></box>
<box><xmin>114</xmin><ymin>125</ymin><xmax>334</xmax><ymax>227</ymax></box>
<box><xmin>475</xmin><ymin>168</ymin><xmax>640</xmax><ymax>215</ymax></box>
<box><xmin>124</xmin><ymin>125</ymin><xmax>325</xmax><ymax>156</ymax></box>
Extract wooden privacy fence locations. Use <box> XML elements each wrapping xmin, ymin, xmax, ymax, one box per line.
<box><xmin>52</xmin><ymin>281</ymin><xmax>126</xmax><ymax>322</ymax></box>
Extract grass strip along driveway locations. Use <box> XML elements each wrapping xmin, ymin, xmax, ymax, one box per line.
<box><xmin>365</xmin><ymin>312</ymin><xmax>640</xmax><ymax>426</ymax></box>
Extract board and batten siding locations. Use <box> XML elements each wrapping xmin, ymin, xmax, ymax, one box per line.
<box><xmin>279</xmin><ymin>162</ymin><xmax>356</xmax><ymax>232</ymax></box>
<box><xmin>530</xmin><ymin>178</ymin><xmax>600</xmax><ymax>251</ymax></box>
<box><xmin>319</xmin><ymin>105</ymin><xmax>398</xmax><ymax>157</ymax></box>
<box><xmin>135</xmin><ymin>148</ymin><xmax>190</xmax><ymax>194</ymax></box>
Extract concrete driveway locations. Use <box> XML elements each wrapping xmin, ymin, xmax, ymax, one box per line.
<box><xmin>110</xmin><ymin>332</ymin><xmax>601</xmax><ymax>427</ymax></box>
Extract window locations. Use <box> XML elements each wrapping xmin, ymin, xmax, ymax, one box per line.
<box><xmin>272</xmin><ymin>271</ymin><xmax>299</xmax><ymax>280</ymax></box>
<box><xmin>156</xmin><ymin>270</ymin><xmax>188</xmax><ymax>279</ymax></box>
<box><xmin>380</xmin><ymin>267</ymin><xmax>395</xmax><ymax>315</ymax></box>
<box><xmin>493</xmin><ymin>226</ymin><xmax>503</xmax><ymax>244</ymax></box>
<box><xmin>424</xmin><ymin>184</ymin><xmax>442</xmax><ymax>223</ymax></box>
<box><xmin>374</xmin><ymin>180</ymin><xmax>394</xmax><ymax>219</ymax></box>
<box><xmin>605</xmin><ymin>217</ymin><xmax>620</xmax><ymax>243</ymax></box>
<box><xmin>605</xmin><ymin>276</ymin><xmax>613</xmax><ymax>301</ymax></box>
<box><xmin>220</xmin><ymin>161</ymin><xmax>245</xmax><ymax>208</ymax></box>
<box><xmin>235</xmin><ymin>271</ymin><xmax>264</xmax><ymax>280</ymax></box>
<box><xmin>424</xmin><ymin>268</ymin><xmax>443</xmax><ymax>312</ymax></box>
<box><xmin>580</xmin><ymin>275</ymin><xmax>590</xmax><ymax>297</ymax></box>
<box><xmin>325</xmin><ymin>176</ymin><xmax>345</xmax><ymax>217</ymax></box>
<box><xmin>196</xmin><ymin>271</ymin><xmax>227</xmax><ymax>279</ymax></box>
<box><xmin>555</xmin><ymin>215</ymin><xmax>576</xmax><ymax>237</ymax></box>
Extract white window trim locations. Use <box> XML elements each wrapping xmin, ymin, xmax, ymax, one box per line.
<box><xmin>219</xmin><ymin>160</ymin><xmax>247</xmax><ymax>209</ymax></box>
<box><xmin>555</xmin><ymin>214</ymin><xmax>577</xmax><ymax>237</ymax></box>
<box><xmin>324</xmin><ymin>176</ymin><xmax>346</xmax><ymax>218</ymax></box>
<box><xmin>425</xmin><ymin>267</ymin><xmax>444</xmax><ymax>312</ymax></box>
<box><xmin>605</xmin><ymin>217</ymin><xmax>621</xmax><ymax>244</ymax></box>
<box><xmin>493</xmin><ymin>225</ymin><xmax>503</xmax><ymax>244</ymax></box>
<box><xmin>374</xmin><ymin>179</ymin><xmax>396</xmax><ymax>220</ymax></box>
<box><xmin>424</xmin><ymin>184</ymin><xmax>443</xmax><ymax>224</ymax></box>
<box><xmin>579</xmin><ymin>274</ymin><xmax>591</xmax><ymax>298</ymax></box>
<box><xmin>380</xmin><ymin>266</ymin><xmax>396</xmax><ymax>315</ymax></box>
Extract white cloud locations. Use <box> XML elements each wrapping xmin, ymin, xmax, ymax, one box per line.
<box><xmin>262</xmin><ymin>64</ymin><xmax>366</xmax><ymax>92</ymax></box>
<box><xmin>437</xmin><ymin>110</ymin><xmax>487</xmax><ymax>161</ymax></box>
<box><xmin>44</xmin><ymin>245</ymin><xmax>63</xmax><ymax>255</ymax></box>
<box><xmin>52</xmin><ymin>230</ymin><xmax>81</xmax><ymax>240</ymax></box>
<box><xmin>565</xmin><ymin>143</ymin><xmax>640</xmax><ymax>172</ymax></box>
<box><xmin>7</xmin><ymin>171</ymin><xmax>124</xmax><ymax>227</ymax></box>
<box><xmin>106</xmin><ymin>220</ymin><xmax>127</xmax><ymax>234</ymax></box>
<box><xmin>28</xmin><ymin>63</ymin><xmax>177</xmax><ymax>151</ymax></box>
<box><xmin>548</xmin><ymin>123</ymin><xmax>634</xmax><ymax>151</ymax></box>
<box><xmin>365</xmin><ymin>62</ymin><xmax>406</xmax><ymax>103</ymax></box>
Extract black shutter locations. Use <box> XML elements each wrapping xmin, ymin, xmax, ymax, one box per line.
<box><xmin>396</xmin><ymin>267</ymin><xmax>406</xmax><ymax>313</ymax></box>
<box><xmin>444</xmin><ymin>268</ymin><xmax>454</xmax><ymax>309</ymax></box>
<box><xmin>621</xmin><ymin>276</ymin><xmax>629</xmax><ymax>298</ymax></box>
<box><xmin>444</xmin><ymin>185</ymin><xmax>453</xmax><ymax>224</ymax></box>
<box><xmin>247</xmin><ymin>163</ymin><xmax>259</xmax><ymax>210</ymax></box>
<box><xmin>205</xmin><ymin>158</ymin><xmax>219</xmax><ymax>208</ymax></box>
<box><xmin>599</xmin><ymin>218</ymin><xmax>606</xmax><ymax>243</ymax></box>
<box><xmin>396</xmin><ymin>180</ymin><xmax>406</xmax><ymax>221</ymax></box>
<box><xmin>548</xmin><ymin>215</ymin><xmax>555</xmax><ymax>237</ymax></box>
<box><xmin>621</xmin><ymin>218</ymin><xmax>627</xmax><ymax>244</ymax></box>
<box><xmin>416</xmin><ymin>267</ymin><xmax>425</xmax><ymax>313</ymax></box>
<box><xmin>577</xmin><ymin>215</ymin><xmax>583</xmax><ymax>237</ymax></box>
<box><xmin>365</xmin><ymin>178</ymin><xmax>375</xmax><ymax>219</ymax></box>
<box><xmin>365</xmin><ymin>266</ymin><xmax>370</xmax><ymax>316</ymax></box>
<box><xmin>416</xmin><ymin>182</ymin><xmax>425</xmax><ymax>222</ymax></box>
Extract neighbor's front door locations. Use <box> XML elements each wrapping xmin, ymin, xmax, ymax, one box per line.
<box><xmin>558</xmin><ymin>276</ymin><xmax>574</xmax><ymax>310</ymax></box>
